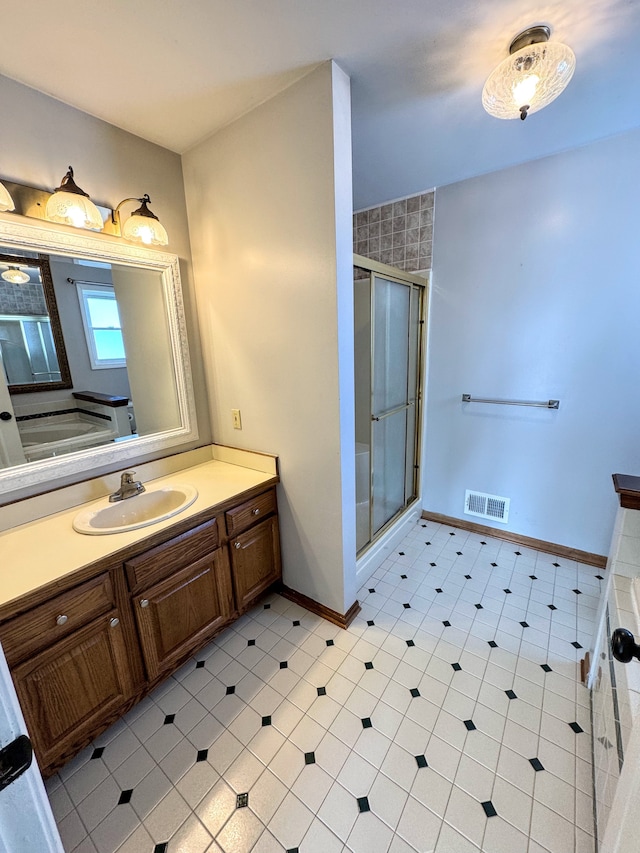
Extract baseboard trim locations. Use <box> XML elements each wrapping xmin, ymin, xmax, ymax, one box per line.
<box><xmin>421</xmin><ymin>511</ymin><xmax>607</xmax><ymax>569</ymax></box>
<box><xmin>279</xmin><ymin>585</ymin><xmax>361</xmax><ymax>629</ymax></box>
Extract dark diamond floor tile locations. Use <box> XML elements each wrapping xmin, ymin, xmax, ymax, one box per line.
<box><xmin>410</xmin><ymin>688</ymin><xmax>420</xmax><ymax>698</ymax></box>
<box><xmin>403</xmin><ymin>603</ymin><xmax>411</xmax><ymax>609</ymax></box>
<box><xmin>118</xmin><ymin>789</ymin><xmax>133</xmax><ymax>805</ymax></box>
<box><xmin>154</xmin><ymin>844</ymin><xmax>168</xmax><ymax>853</ymax></box>
<box><xmin>514</xmin><ymin>551</ymin><xmax>522</xmax><ymax>556</ymax></box>
<box><xmin>529</xmin><ymin>575</ymin><xmax>537</xmax><ymax>580</ymax></box>
<box><xmin>195</xmin><ymin>660</ymin><xmax>205</xmax><ymax>668</ymax></box>
<box><xmin>482</xmin><ymin>801</ymin><xmax>497</xmax><ymax>817</ymax></box>
<box><xmin>520</xmin><ymin>621</ymin><xmax>529</xmax><ymax>628</ymax></box>
<box><xmin>406</xmin><ymin>639</ymin><xmax>415</xmax><ymax>647</ymax></box>
<box><xmin>357</xmin><ymin>796</ymin><xmax>371</xmax><ymax>813</ymax></box>
<box><xmin>196</xmin><ymin>749</ymin><xmax>208</xmax><ymax>762</ymax></box>
<box><xmin>451</xmin><ymin>662</ymin><xmax>462</xmax><ymax>672</ymax></box>
<box><xmin>365</xmin><ymin>661</ymin><xmax>374</xmax><ymax>670</ymax></box>
<box><xmin>464</xmin><ymin>720</ymin><xmax>476</xmax><ymax>731</ymax></box>
<box><xmin>367</xmin><ymin>620</ymin><xmax>375</xmax><ymax>626</ymax></box>
<box><xmin>596</xmin><ymin>574</ymin><xmax>604</xmax><ymax>580</ymax></box>
<box><xmin>548</xmin><ymin>604</ymin><xmax>557</xmax><ymax>611</ymax></box>
<box><xmin>368</xmin><ymin>588</ymin><xmax>376</xmax><ymax>594</ymax></box>
<box><xmin>236</xmin><ymin>792</ymin><xmax>249</xmax><ymax>808</ymax></box>
<box><xmin>456</xmin><ymin>551</ymin><xmax>463</xmax><ymax>556</ymax></box>
<box><xmin>304</xmin><ymin>752</ymin><xmax>316</xmax><ymax>765</ymax></box>
<box><xmin>572</xmin><ymin>641</ymin><xmax>583</xmax><ymax>649</ymax></box>
<box><xmin>503</xmin><ymin>589</ymin><xmax>512</xmax><ymax>594</ymax></box>
<box><xmin>505</xmin><ymin>690</ymin><xmax>517</xmax><ymax>700</ymax></box>
<box><xmin>529</xmin><ymin>757</ymin><xmax>544</xmax><ymax>771</ymax></box>
<box><xmin>279</xmin><ymin>661</ymin><xmax>288</xmax><ymax>669</ymax></box>
<box><xmin>262</xmin><ymin>716</ymin><xmax>272</xmax><ymax>726</ymax></box>
<box><xmin>569</xmin><ymin>722</ymin><xmax>584</xmax><ymax>733</ymax></box>
<box><xmin>491</xmin><ymin>563</ymin><xmax>498</xmax><ymax>568</ymax></box>
<box><xmin>474</xmin><ymin>603</ymin><xmax>483</xmax><ymax>610</ymax></box>
<box><xmin>361</xmin><ymin>717</ymin><xmax>372</xmax><ymax>729</ymax></box>
<box><xmin>435</xmin><ymin>588</ymin><xmax>443</xmax><ymax>593</ymax></box>
<box><xmin>430</xmin><ymin>563</ymin><xmax>437</xmax><ymax>568</ymax></box>
<box><xmin>248</xmin><ymin>639</ymin><xmax>256</xmax><ymax>646</ymax></box>
<box><xmin>226</xmin><ymin>685</ymin><xmax>236</xmax><ymax>695</ymax></box>
<box><xmin>91</xmin><ymin>747</ymin><xmax>105</xmax><ymax>760</ymax></box>
<box><xmin>443</xmin><ymin>621</ymin><xmax>451</xmax><ymax>627</ymax></box>
<box><xmin>293</xmin><ymin>620</ymin><xmax>301</xmax><ymax>626</ymax></box>
<box><xmin>573</xmin><ymin>589</ymin><xmax>582</xmax><ymax>595</ymax></box>
<box><xmin>488</xmin><ymin>640</ymin><xmax>498</xmax><ymax>648</ymax></box>
<box><xmin>401</xmin><ymin>574</ymin><xmax>408</xmax><ymax>579</ymax></box>
<box><xmin>541</xmin><ymin>664</ymin><xmax>552</xmax><ymax>673</ymax></box>
<box><xmin>317</xmin><ymin>687</ymin><xmax>327</xmax><ymax>697</ymax></box>
<box><xmin>264</xmin><ymin>604</ymin><xmax>271</xmax><ymax>610</ymax></box>
<box><xmin>326</xmin><ymin>639</ymin><xmax>335</xmax><ymax>647</ymax></box>
<box><xmin>164</xmin><ymin>714</ymin><xmax>175</xmax><ymax>725</ymax></box>
<box><xmin>415</xmin><ymin>755</ymin><xmax>428</xmax><ymax>768</ymax></box>
<box><xmin>464</xmin><ymin>575</ymin><xmax>472</xmax><ymax>580</ymax></box>
<box><xmin>552</xmin><ymin>562</ymin><xmax>561</xmax><ymax>568</ymax></box>
<box><xmin>398</xmin><ymin>552</ymin><xmax>405</xmax><ymax>556</ymax></box>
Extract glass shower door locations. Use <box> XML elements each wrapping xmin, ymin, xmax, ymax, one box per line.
<box><xmin>371</xmin><ymin>274</ymin><xmax>421</xmax><ymax>537</ymax></box>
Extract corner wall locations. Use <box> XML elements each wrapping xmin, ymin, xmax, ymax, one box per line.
<box><xmin>425</xmin><ymin>127</ymin><xmax>640</xmax><ymax>556</ymax></box>
<box><xmin>183</xmin><ymin>62</ymin><xmax>356</xmax><ymax>614</ymax></box>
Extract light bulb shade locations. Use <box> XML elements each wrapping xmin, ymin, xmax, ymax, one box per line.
<box><xmin>121</xmin><ymin>196</ymin><xmax>168</xmax><ymax>245</ymax></box>
<box><xmin>483</xmin><ymin>40</ymin><xmax>575</xmax><ymax>120</ymax></box>
<box><xmin>44</xmin><ymin>167</ymin><xmax>104</xmax><ymax>231</ymax></box>
<box><xmin>1</xmin><ymin>267</ymin><xmax>30</xmax><ymax>284</ymax></box>
<box><xmin>0</xmin><ymin>181</ymin><xmax>15</xmax><ymax>212</ymax></box>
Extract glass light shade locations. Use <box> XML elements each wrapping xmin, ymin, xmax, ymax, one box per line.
<box><xmin>122</xmin><ymin>213</ymin><xmax>169</xmax><ymax>246</ymax></box>
<box><xmin>482</xmin><ymin>41</ymin><xmax>575</xmax><ymax>119</ymax></box>
<box><xmin>0</xmin><ymin>181</ymin><xmax>15</xmax><ymax>212</ymax></box>
<box><xmin>45</xmin><ymin>190</ymin><xmax>104</xmax><ymax>231</ymax></box>
<box><xmin>1</xmin><ymin>267</ymin><xmax>30</xmax><ymax>284</ymax></box>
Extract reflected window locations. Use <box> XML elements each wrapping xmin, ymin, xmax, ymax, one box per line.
<box><xmin>76</xmin><ymin>283</ymin><xmax>127</xmax><ymax>369</ymax></box>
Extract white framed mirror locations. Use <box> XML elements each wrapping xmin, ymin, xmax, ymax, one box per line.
<box><xmin>0</xmin><ymin>216</ymin><xmax>197</xmax><ymax>497</ymax></box>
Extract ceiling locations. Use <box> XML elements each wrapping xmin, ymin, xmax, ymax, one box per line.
<box><xmin>2</xmin><ymin>0</ymin><xmax>639</xmax><ymax>209</ymax></box>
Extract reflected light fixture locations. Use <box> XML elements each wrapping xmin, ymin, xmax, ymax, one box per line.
<box><xmin>44</xmin><ymin>166</ymin><xmax>104</xmax><ymax>231</ymax></box>
<box><xmin>1</xmin><ymin>266</ymin><xmax>30</xmax><ymax>285</ymax></box>
<box><xmin>113</xmin><ymin>194</ymin><xmax>169</xmax><ymax>246</ymax></box>
<box><xmin>0</xmin><ymin>181</ymin><xmax>15</xmax><ymax>212</ymax></box>
<box><xmin>482</xmin><ymin>26</ymin><xmax>576</xmax><ymax>121</ymax></box>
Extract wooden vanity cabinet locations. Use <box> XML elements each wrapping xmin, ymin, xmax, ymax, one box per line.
<box><xmin>0</xmin><ymin>482</ymin><xmax>281</xmax><ymax>776</ymax></box>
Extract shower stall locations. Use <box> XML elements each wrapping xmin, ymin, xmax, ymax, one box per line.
<box><xmin>353</xmin><ymin>255</ymin><xmax>427</xmax><ymax>554</ymax></box>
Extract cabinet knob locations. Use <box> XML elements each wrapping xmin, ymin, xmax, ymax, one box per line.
<box><xmin>252</xmin><ymin>508</ymin><xmax>260</xmax><ymax>516</ymax></box>
<box><xmin>234</xmin><ymin>541</ymin><xmax>241</xmax><ymax>549</ymax></box>
<box><xmin>140</xmin><ymin>599</ymin><xmax>149</xmax><ymax>608</ymax></box>
<box><xmin>56</xmin><ymin>614</ymin><xmax>68</xmax><ymax>626</ymax></box>
<box><xmin>109</xmin><ymin>617</ymin><xmax>120</xmax><ymax>628</ymax></box>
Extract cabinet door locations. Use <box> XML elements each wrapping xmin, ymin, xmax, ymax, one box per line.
<box><xmin>12</xmin><ymin>610</ymin><xmax>134</xmax><ymax>773</ymax></box>
<box><xmin>134</xmin><ymin>549</ymin><xmax>235</xmax><ymax>681</ymax></box>
<box><xmin>230</xmin><ymin>515</ymin><xmax>281</xmax><ymax>611</ymax></box>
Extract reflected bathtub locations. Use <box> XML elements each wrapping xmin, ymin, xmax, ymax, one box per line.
<box><xmin>18</xmin><ymin>417</ymin><xmax>116</xmax><ymax>462</ymax></box>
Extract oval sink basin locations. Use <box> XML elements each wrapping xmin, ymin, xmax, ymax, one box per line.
<box><xmin>73</xmin><ymin>485</ymin><xmax>198</xmax><ymax>535</ymax></box>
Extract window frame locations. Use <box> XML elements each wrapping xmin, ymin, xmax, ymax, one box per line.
<box><xmin>76</xmin><ymin>282</ymin><xmax>127</xmax><ymax>370</ymax></box>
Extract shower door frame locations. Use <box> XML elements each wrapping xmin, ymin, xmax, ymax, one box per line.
<box><xmin>354</xmin><ymin>254</ymin><xmax>428</xmax><ymax>556</ymax></box>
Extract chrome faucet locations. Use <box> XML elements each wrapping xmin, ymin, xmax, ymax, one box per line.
<box><xmin>109</xmin><ymin>471</ymin><xmax>146</xmax><ymax>502</ymax></box>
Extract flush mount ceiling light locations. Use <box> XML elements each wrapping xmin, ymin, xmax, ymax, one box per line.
<box><xmin>1</xmin><ymin>266</ymin><xmax>30</xmax><ymax>285</ymax></box>
<box><xmin>44</xmin><ymin>166</ymin><xmax>104</xmax><ymax>231</ymax></box>
<box><xmin>0</xmin><ymin>181</ymin><xmax>15</xmax><ymax>212</ymax></box>
<box><xmin>113</xmin><ymin>194</ymin><xmax>169</xmax><ymax>246</ymax></box>
<box><xmin>482</xmin><ymin>26</ymin><xmax>576</xmax><ymax>121</ymax></box>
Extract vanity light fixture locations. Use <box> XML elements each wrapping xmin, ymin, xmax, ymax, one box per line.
<box><xmin>0</xmin><ymin>181</ymin><xmax>15</xmax><ymax>212</ymax></box>
<box><xmin>44</xmin><ymin>166</ymin><xmax>104</xmax><ymax>231</ymax></box>
<box><xmin>1</xmin><ymin>266</ymin><xmax>30</xmax><ymax>285</ymax></box>
<box><xmin>112</xmin><ymin>194</ymin><xmax>169</xmax><ymax>246</ymax></box>
<box><xmin>482</xmin><ymin>26</ymin><xmax>576</xmax><ymax>120</ymax></box>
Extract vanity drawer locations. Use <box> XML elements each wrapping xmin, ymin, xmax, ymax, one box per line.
<box><xmin>125</xmin><ymin>517</ymin><xmax>219</xmax><ymax>593</ymax></box>
<box><xmin>0</xmin><ymin>573</ymin><xmax>115</xmax><ymax>665</ymax></box>
<box><xmin>225</xmin><ymin>489</ymin><xmax>277</xmax><ymax>538</ymax></box>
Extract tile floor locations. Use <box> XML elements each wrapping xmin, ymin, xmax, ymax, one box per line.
<box><xmin>46</xmin><ymin>518</ymin><xmax>601</xmax><ymax>853</ymax></box>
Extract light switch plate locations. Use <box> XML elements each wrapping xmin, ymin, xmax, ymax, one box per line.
<box><xmin>231</xmin><ymin>409</ymin><xmax>242</xmax><ymax>430</ymax></box>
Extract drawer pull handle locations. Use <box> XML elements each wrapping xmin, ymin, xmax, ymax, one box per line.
<box><xmin>109</xmin><ymin>617</ymin><xmax>120</xmax><ymax>628</ymax></box>
<box><xmin>234</xmin><ymin>541</ymin><xmax>242</xmax><ymax>549</ymax></box>
<box><xmin>252</xmin><ymin>508</ymin><xmax>260</xmax><ymax>515</ymax></box>
<box><xmin>140</xmin><ymin>599</ymin><xmax>150</xmax><ymax>608</ymax></box>
<box><xmin>56</xmin><ymin>614</ymin><xmax>68</xmax><ymax>626</ymax></box>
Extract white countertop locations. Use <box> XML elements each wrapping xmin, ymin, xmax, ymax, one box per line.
<box><xmin>0</xmin><ymin>458</ymin><xmax>277</xmax><ymax>610</ymax></box>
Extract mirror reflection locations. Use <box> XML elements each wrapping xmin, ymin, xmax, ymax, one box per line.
<box><xmin>0</xmin><ymin>246</ymin><xmax>182</xmax><ymax>469</ymax></box>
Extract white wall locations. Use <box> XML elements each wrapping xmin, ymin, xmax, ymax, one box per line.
<box><xmin>0</xmin><ymin>74</ymin><xmax>210</xmax><ymax>496</ymax></box>
<box><xmin>183</xmin><ymin>62</ymin><xmax>357</xmax><ymax>614</ymax></box>
<box><xmin>424</xmin><ymin>127</ymin><xmax>640</xmax><ymax>556</ymax></box>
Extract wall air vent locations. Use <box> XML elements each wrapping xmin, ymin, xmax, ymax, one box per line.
<box><xmin>464</xmin><ymin>490</ymin><xmax>510</xmax><ymax>523</ymax></box>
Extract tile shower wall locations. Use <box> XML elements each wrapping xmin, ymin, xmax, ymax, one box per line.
<box><xmin>353</xmin><ymin>191</ymin><xmax>435</xmax><ymax>274</ymax></box>
<box><xmin>0</xmin><ymin>280</ymin><xmax>47</xmax><ymax>315</ymax></box>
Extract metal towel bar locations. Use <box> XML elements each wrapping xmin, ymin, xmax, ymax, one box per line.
<box><xmin>462</xmin><ymin>394</ymin><xmax>559</xmax><ymax>409</ymax></box>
